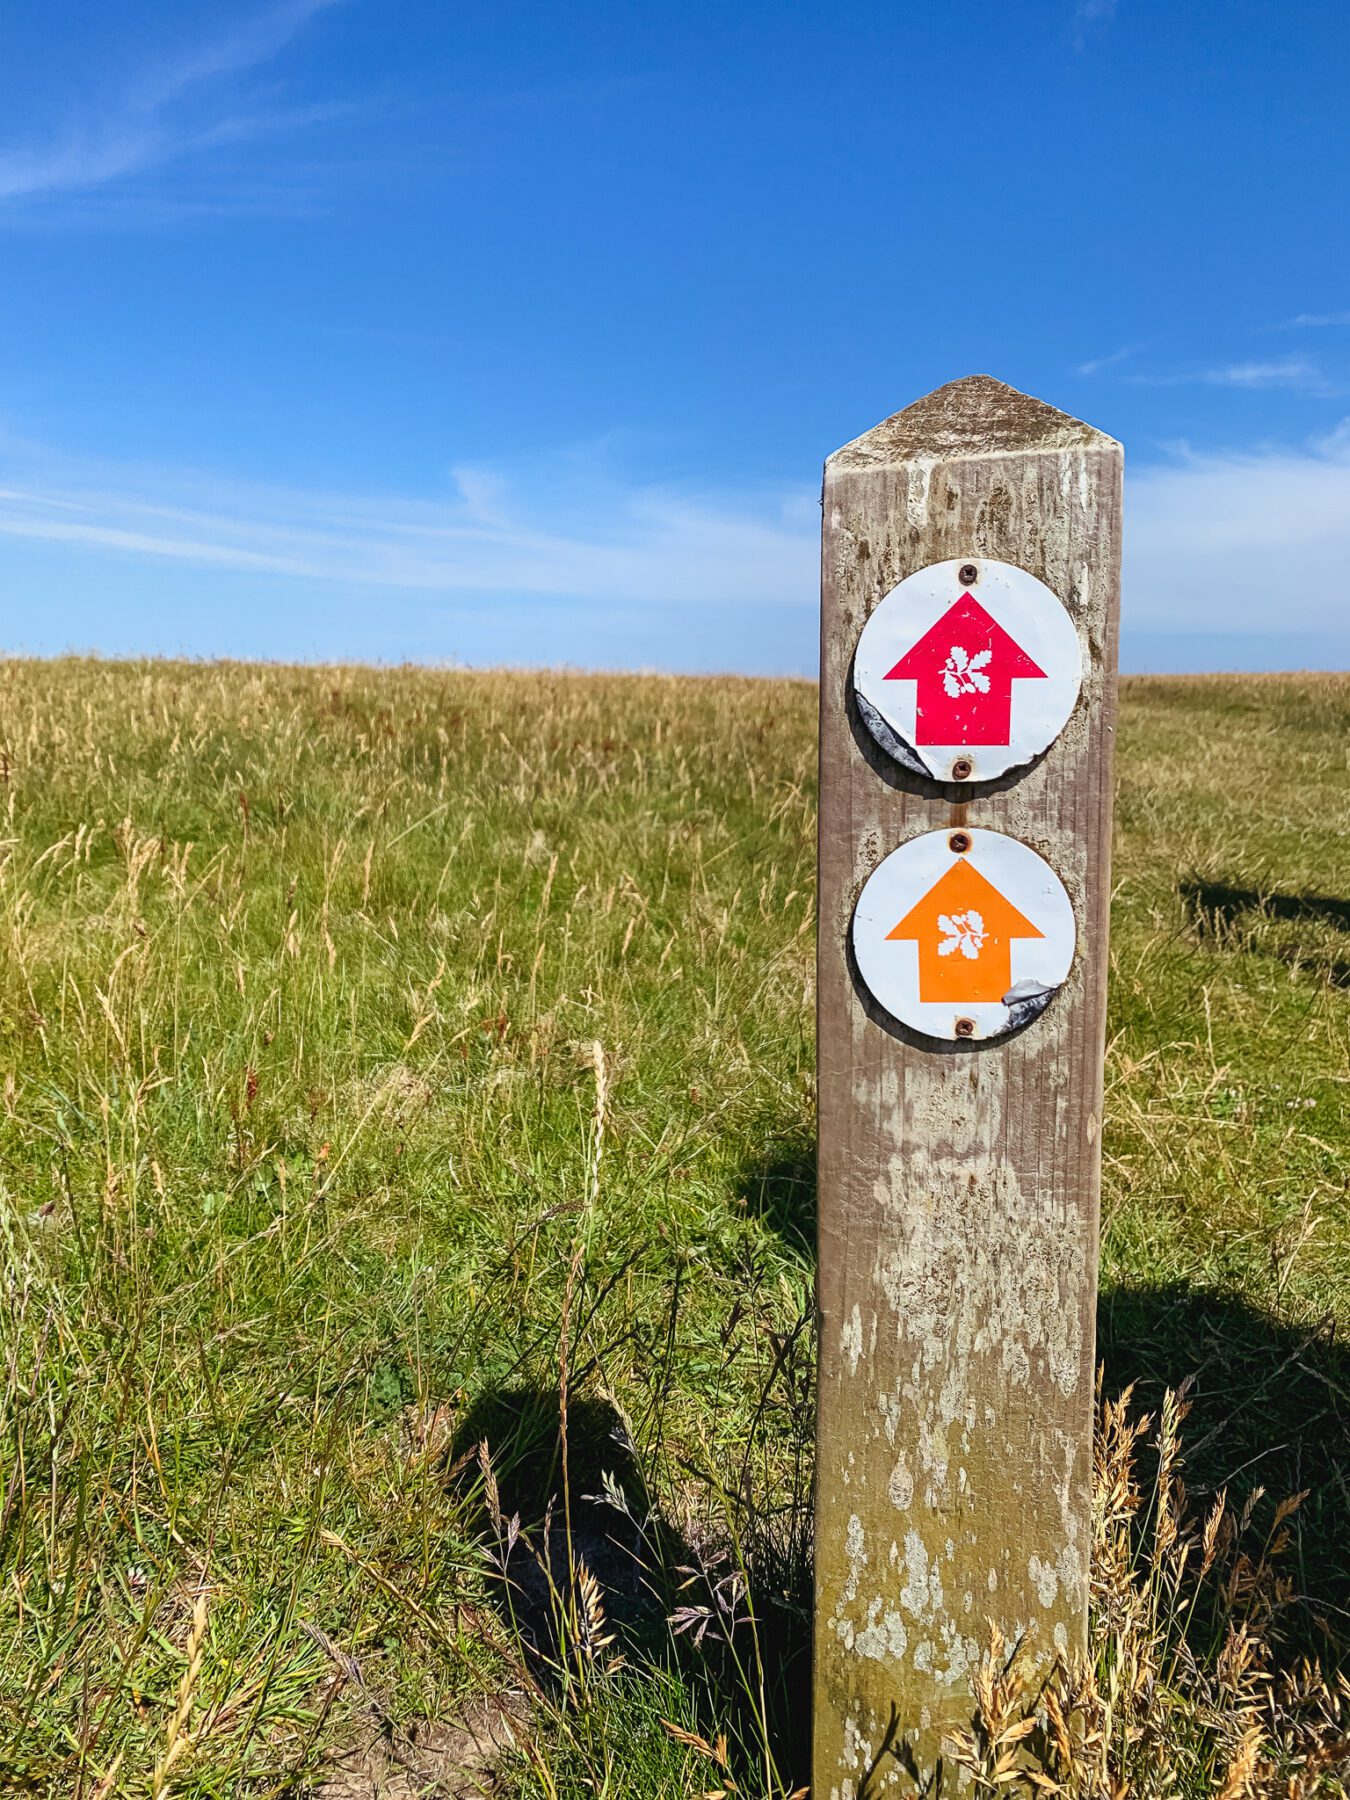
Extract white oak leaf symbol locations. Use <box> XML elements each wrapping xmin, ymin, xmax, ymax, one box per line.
<box><xmin>941</xmin><ymin>646</ymin><xmax>993</xmax><ymax>697</ymax></box>
<box><xmin>937</xmin><ymin>909</ymin><xmax>987</xmax><ymax>959</ymax></box>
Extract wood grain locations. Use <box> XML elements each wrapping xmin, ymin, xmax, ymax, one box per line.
<box><xmin>813</xmin><ymin>376</ymin><xmax>1123</xmax><ymax>1794</ymax></box>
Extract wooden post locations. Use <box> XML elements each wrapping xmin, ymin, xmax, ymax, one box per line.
<box><xmin>813</xmin><ymin>376</ymin><xmax>1123</xmax><ymax>1792</ymax></box>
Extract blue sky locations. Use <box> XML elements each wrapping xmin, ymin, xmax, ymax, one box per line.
<box><xmin>1</xmin><ymin>0</ymin><xmax>1348</xmax><ymax>674</ymax></box>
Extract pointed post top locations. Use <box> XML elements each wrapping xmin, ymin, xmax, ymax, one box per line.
<box><xmin>827</xmin><ymin>374</ymin><xmax>1118</xmax><ymax>471</ymax></box>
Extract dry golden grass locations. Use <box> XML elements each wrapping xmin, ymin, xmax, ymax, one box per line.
<box><xmin>946</xmin><ymin>1382</ymin><xmax>1349</xmax><ymax>1796</ymax></box>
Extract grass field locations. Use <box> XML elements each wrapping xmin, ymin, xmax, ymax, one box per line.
<box><xmin>0</xmin><ymin>662</ymin><xmax>1346</xmax><ymax>1798</ymax></box>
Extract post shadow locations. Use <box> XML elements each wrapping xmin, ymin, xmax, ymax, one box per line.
<box><xmin>449</xmin><ymin>1386</ymin><xmax>683</xmax><ymax>1670</ymax></box>
<box><xmin>1181</xmin><ymin>880</ymin><xmax>1350</xmax><ymax>935</ymax></box>
<box><xmin>739</xmin><ymin>1137</ymin><xmax>817</xmax><ymax>1258</ymax></box>
<box><xmin>450</xmin><ymin>1369</ymin><xmax>815</xmax><ymax>1787</ymax></box>
<box><xmin>1181</xmin><ymin>879</ymin><xmax>1350</xmax><ymax>988</ymax></box>
<box><xmin>1098</xmin><ymin>1282</ymin><xmax>1350</xmax><ymax>1650</ymax></box>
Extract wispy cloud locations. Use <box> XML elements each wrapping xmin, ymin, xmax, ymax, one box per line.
<box><xmin>1203</xmin><ymin>359</ymin><xmax>1329</xmax><ymax>390</ymax></box>
<box><xmin>2</xmin><ymin>425</ymin><xmax>1348</xmax><ymax>672</ymax></box>
<box><xmin>1125</xmin><ymin>429</ymin><xmax>1350</xmax><ymax>657</ymax></box>
<box><xmin>0</xmin><ymin>0</ymin><xmax>342</xmax><ymax>208</ymax></box>
<box><xmin>1280</xmin><ymin>310</ymin><xmax>1350</xmax><ymax>330</ymax></box>
<box><xmin>1075</xmin><ymin>345</ymin><xmax>1136</xmax><ymax>376</ymax></box>
<box><xmin>1125</xmin><ymin>356</ymin><xmax>1333</xmax><ymax>395</ymax></box>
<box><xmin>1072</xmin><ymin>0</ymin><xmax>1118</xmax><ymax>47</ymax></box>
<box><xmin>0</xmin><ymin>445</ymin><xmax>818</xmax><ymax>609</ymax></box>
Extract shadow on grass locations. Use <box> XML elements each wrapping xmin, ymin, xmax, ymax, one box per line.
<box><xmin>450</xmin><ymin>1387</ymin><xmax>686</xmax><ymax>1671</ymax></box>
<box><xmin>1099</xmin><ymin>1282</ymin><xmax>1350</xmax><ymax>1651</ymax></box>
<box><xmin>1182</xmin><ymin>878</ymin><xmax>1350</xmax><ymax>987</ymax></box>
<box><xmin>452</xmin><ymin>1372</ymin><xmax>814</xmax><ymax>1788</ymax></box>
<box><xmin>740</xmin><ymin>1140</ymin><xmax>816</xmax><ymax>1255</ymax></box>
<box><xmin>1181</xmin><ymin>880</ymin><xmax>1350</xmax><ymax>934</ymax></box>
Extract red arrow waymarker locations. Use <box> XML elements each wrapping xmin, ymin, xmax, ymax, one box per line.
<box><xmin>851</xmin><ymin>556</ymin><xmax>1083</xmax><ymax>783</ymax></box>
<box><xmin>884</xmin><ymin>590</ymin><xmax>1047</xmax><ymax>746</ymax></box>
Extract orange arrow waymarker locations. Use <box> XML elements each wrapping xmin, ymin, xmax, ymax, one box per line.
<box><xmin>886</xmin><ymin>856</ymin><xmax>1044</xmax><ymax>1004</ymax></box>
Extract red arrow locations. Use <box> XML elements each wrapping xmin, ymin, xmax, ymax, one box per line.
<box><xmin>884</xmin><ymin>592</ymin><xmax>1047</xmax><ymax>746</ymax></box>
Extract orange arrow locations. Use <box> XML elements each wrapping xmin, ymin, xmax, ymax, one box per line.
<box><xmin>886</xmin><ymin>858</ymin><xmax>1044</xmax><ymax>1004</ymax></box>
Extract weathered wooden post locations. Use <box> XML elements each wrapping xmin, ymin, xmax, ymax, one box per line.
<box><xmin>813</xmin><ymin>376</ymin><xmax>1122</xmax><ymax>1793</ymax></box>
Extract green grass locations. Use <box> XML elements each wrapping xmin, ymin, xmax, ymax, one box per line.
<box><xmin>0</xmin><ymin>661</ymin><xmax>1345</xmax><ymax>1798</ymax></box>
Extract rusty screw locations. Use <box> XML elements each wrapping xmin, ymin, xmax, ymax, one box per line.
<box><xmin>955</xmin><ymin>1017</ymin><xmax>976</xmax><ymax>1038</ymax></box>
<box><xmin>949</xmin><ymin>830</ymin><xmax>971</xmax><ymax>854</ymax></box>
<box><xmin>951</xmin><ymin>756</ymin><xmax>974</xmax><ymax>780</ymax></box>
<box><xmin>959</xmin><ymin>562</ymin><xmax>979</xmax><ymax>585</ymax></box>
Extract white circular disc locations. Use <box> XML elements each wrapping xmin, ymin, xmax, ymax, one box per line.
<box><xmin>852</xmin><ymin>829</ymin><xmax>1076</xmax><ymax>1041</ymax></box>
<box><xmin>853</xmin><ymin>557</ymin><xmax>1082</xmax><ymax>782</ymax></box>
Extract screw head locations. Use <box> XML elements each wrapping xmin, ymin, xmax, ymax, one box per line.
<box><xmin>948</xmin><ymin>831</ymin><xmax>971</xmax><ymax>854</ymax></box>
<box><xmin>955</xmin><ymin>1016</ymin><xmax>976</xmax><ymax>1038</ymax></box>
<box><xmin>951</xmin><ymin>756</ymin><xmax>974</xmax><ymax>781</ymax></box>
<box><xmin>958</xmin><ymin>562</ymin><xmax>979</xmax><ymax>585</ymax></box>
